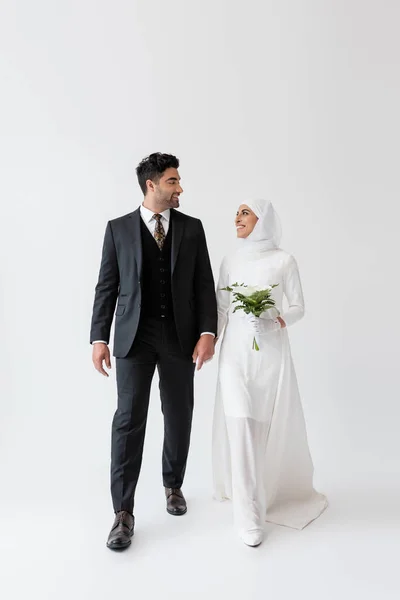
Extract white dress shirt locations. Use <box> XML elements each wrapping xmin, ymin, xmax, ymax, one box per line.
<box><xmin>140</xmin><ymin>204</ymin><xmax>171</xmax><ymax>236</ymax></box>
<box><xmin>93</xmin><ymin>205</ymin><xmax>215</xmax><ymax>344</ymax></box>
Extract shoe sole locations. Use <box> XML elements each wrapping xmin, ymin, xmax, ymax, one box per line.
<box><xmin>107</xmin><ymin>542</ymin><xmax>131</xmax><ymax>550</ymax></box>
<box><xmin>166</xmin><ymin>507</ymin><xmax>187</xmax><ymax>516</ymax></box>
<box><xmin>106</xmin><ymin>533</ymin><xmax>134</xmax><ymax>550</ymax></box>
<box><xmin>245</xmin><ymin>542</ymin><xmax>262</xmax><ymax>548</ymax></box>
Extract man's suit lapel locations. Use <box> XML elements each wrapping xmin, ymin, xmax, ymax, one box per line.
<box><xmin>128</xmin><ymin>208</ymin><xmax>143</xmax><ymax>276</ymax></box>
<box><xmin>171</xmin><ymin>209</ymin><xmax>184</xmax><ymax>275</ymax></box>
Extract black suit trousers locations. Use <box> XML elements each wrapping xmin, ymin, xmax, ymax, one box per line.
<box><xmin>111</xmin><ymin>317</ymin><xmax>195</xmax><ymax>514</ymax></box>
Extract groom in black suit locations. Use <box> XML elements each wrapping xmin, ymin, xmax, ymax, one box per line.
<box><xmin>90</xmin><ymin>153</ymin><xmax>217</xmax><ymax>550</ymax></box>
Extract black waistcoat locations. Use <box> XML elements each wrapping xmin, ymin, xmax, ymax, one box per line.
<box><xmin>140</xmin><ymin>218</ymin><xmax>174</xmax><ymax>320</ymax></box>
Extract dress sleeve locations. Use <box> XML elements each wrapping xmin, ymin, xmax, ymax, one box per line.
<box><xmin>281</xmin><ymin>255</ymin><xmax>305</xmax><ymax>327</ymax></box>
<box><xmin>216</xmin><ymin>256</ymin><xmax>231</xmax><ymax>339</ymax></box>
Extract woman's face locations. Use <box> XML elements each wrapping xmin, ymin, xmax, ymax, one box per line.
<box><xmin>235</xmin><ymin>204</ymin><xmax>258</xmax><ymax>238</ymax></box>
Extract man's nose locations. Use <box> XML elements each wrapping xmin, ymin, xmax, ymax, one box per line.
<box><xmin>177</xmin><ymin>184</ymin><xmax>183</xmax><ymax>194</ymax></box>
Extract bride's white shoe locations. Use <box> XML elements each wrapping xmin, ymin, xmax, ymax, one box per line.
<box><xmin>240</xmin><ymin>529</ymin><xmax>264</xmax><ymax>547</ymax></box>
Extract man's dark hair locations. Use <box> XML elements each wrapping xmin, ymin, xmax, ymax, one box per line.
<box><xmin>136</xmin><ymin>152</ymin><xmax>180</xmax><ymax>195</ymax></box>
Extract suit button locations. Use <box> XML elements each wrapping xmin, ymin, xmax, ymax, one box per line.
<box><xmin>160</xmin><ymin>280</ymin><xmax>165</xmax><ymax>284</ymax></box>
<box><xmin>161</xmin><ymin>305</ymin><xmax>166</xmax><ymax>309</ymax></box>
<box><xmin>138</xmin><ymin>303</ymin><xmax>141</xmax><ymax>308</ymax></box>
<box><xmin>160</xmin><ymin>268</ymin><xmax>165</xmax><ymax>272</ymax></box>
<box><xmin>138</xmin><ymin>279</ymin><xmax>141</xmax><ymax>284</ymax></box>
<box><xmin>161</xmin><ymin>293</ymin><xmax>165</xmax><ymax>298</ymax></box>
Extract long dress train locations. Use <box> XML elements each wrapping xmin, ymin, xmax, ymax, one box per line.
<box><xmin>212</xmin><ymin>249</ymin><xmax>327</xmax><ymax>535</ymax></box>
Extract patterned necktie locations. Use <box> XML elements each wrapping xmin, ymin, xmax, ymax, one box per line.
<box><xmin>153</xmin><ymin>213</ymin><xmax>166</xmax><ymax>250</ymax></box>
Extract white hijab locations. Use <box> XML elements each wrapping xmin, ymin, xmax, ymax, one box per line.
<box><xmin>236</xmin><ymin>199</ymin><xmax>282</xmax><ymax>256</ymax></box>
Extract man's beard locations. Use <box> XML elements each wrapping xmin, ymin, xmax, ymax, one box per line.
<box><xmin>155</xmin><ymin>191</ymin><xmax>180</xmax><ymax>210</ymax></box>
<box><xmin>170</xmin><ymin>195</ymin><xmax>180</xmax><ymax>208</ymax></box>
<box><xmin>163</xmin><ymin>195</ymin><xmax>179</xmax><ymax>208</ymax></box>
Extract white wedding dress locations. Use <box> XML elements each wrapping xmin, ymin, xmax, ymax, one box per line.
<box><xmin>212</xmin><ymin>246</ymin><xmax>328</xmax><ymax>538</ymax></box>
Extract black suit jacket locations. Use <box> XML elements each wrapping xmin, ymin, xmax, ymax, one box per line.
<box><xmin>90</xmin><ymin>208</ymin><xmax>218</xmax><ymax>358</ymax></box>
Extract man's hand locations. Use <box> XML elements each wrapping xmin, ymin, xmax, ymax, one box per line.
<box><xmin>92</xmin><ymin>342</ymin><xmax>112</xmax><ymax>377</ymax></box>
<box><xmin>192</xmin><ymin>334</ymin><xmax>215</xmax><ymax>371</ymax></box>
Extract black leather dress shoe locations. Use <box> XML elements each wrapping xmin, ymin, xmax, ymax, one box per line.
<box><xmin>165</xmin><ymin>488</ymin><xmax>187</xmax><ymax>516</ymax></box>
<box><xmin>106</xmin><ymin>511</ymin><xmax>135</xmax><ymax>550</ymax></box>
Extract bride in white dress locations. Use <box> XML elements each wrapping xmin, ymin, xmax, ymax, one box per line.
<box><xmin>212</xmin><ymin>199</ymin><xmax>327</xmax><ymax>547</ymax></box>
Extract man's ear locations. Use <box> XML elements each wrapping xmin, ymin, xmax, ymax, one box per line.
<box><xmin>146</xmin><ymin>179</ymin><xmax>155</xmax><ymax>193</ymax></box>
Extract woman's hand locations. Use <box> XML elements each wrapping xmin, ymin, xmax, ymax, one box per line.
<box><xmin>246</xmin><ymin>314</ymin><xmax>281</xmax><ymax>333</ymax></box>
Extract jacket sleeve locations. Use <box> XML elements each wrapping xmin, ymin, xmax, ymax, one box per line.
<box><xmin>90</xmin><ymin>221</ymin><xmax>120</xmax><ymax>344</ymax></box>
<box><xmin>193</xmin><ymin>220</ymin><xmax>218</xmax><ymax>336</ymax></box>
<box><xmin>282</xmin><ymin>254</ymin><xmax>305</xmax><ymax>327</ymax></box>
<box><xmin>215</xmin><ymin>256</ymin><xmax>231</xmax><ymax>340</ymax></box>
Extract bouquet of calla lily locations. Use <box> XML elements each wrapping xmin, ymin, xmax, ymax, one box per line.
<box><xmin>221</xmin><ymin>283</ymin><xmax>280</xmax><ymax>350</ymax></box>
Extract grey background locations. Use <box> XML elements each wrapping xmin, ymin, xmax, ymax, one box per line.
<box><xmin>0</xmin><ymin>1</ymin><xmax>399</xmax><ymax>598</ymax></box>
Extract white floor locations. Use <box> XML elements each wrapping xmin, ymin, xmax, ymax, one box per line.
<box><xmin>1</xmin><ymin>358</ymin><xmax>398</xmax><ymax>599</ymax></box>
<box><xmin>0</xmin><ymin>477</ymin><xmax>399</xmax><ymax>600</ymax></box>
